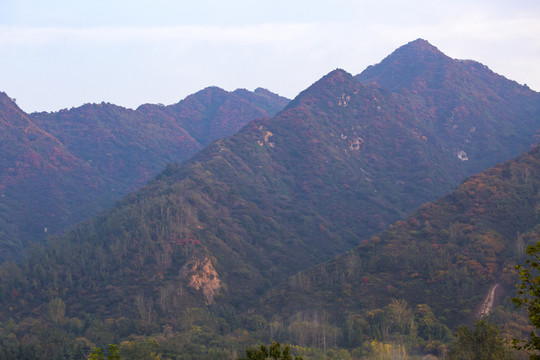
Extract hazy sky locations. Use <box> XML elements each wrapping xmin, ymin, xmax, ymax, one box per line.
<box><xmin>1</xmin><ymin>0</ymin><xmax>540</xmax><ymax>112</ymax></box>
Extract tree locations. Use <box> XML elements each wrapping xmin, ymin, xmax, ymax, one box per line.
<box><xmin>47</xmin><ymin>297</ymin><xmax>66</xmax><ymax>324</ymax></box>
<box><xmin>237</xmin><ymin>342</ymin><xmax>303</xmax><ymax>360</ymax></box>
<box><xmin>448</xmin><ymin>319</ymin><xmax>510</xmax><ymax>360</ymax></box>
<box><xmin>513</xmin><ymin>241</ymin><xmax>540</xmax><ymax>359</ymax></box>
<box><xmin>88</xmin><ymin>344</ymin><xmax>120</xmax><ymax>360</ymax></box>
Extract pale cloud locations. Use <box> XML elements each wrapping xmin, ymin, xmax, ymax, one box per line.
<box><xmin>0</xmin><ymin>23</ymin><xmax>315</xmax><ymax>45</ymax></box>
<box><xmin>1</xmin><ymin>0</ymin><xmax>539</xmax><ymax>112</ymax></box>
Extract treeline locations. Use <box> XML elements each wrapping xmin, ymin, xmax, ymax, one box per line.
<box><xmin>0</xmin><ymin>293</ymin><xmax>531</xmax><ymax>359</ymax></box>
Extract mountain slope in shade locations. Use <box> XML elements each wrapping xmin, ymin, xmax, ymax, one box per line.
<box><xmin>259</xmin><ymin>142</ymin><xmax>540</xmax><ymax>331</ymax></box>
<box><xmin>0</xmin><ymin>93</ymin><xmax>107</xmax><ymax>260</ymax></box>
<box><xmin>167</xmin><ymin>87</ymin><xmax>290</xmax><ymax>145</ymax></box>
<box><xmin>2</xmin><ymin>37</ymin><xmax>540</xmax><ymax>331</ymax></box>
<box><xmin>0</xmin><ymin>88</ymin><xmax>288</xmax><ymax>261</ymax></box>
<box><xmin>31</xmin><ymin>86</ymin><xmax>288</xmax><ymax>194</ymax></box>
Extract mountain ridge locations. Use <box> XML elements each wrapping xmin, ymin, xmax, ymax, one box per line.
<box><xmin>0</xmin><ymin>87</ymin><xmax>289</xmax><ymax>261</ymax></box>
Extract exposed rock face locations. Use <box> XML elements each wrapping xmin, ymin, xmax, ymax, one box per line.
<box><xmin>477</xmin><ymin>283</ymin><xmax>500</xmax><ymax>318</ymax></box>
<box><xmin>183</xmin><ymin>256</ymin><xmax>221</xmax><ymax>304</ymax></box>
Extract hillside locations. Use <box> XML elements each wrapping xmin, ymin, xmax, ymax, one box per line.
<box><xmin>0</xmin><ymin>93</ymin><xmax>106</xmax><ymax>261</ymax></box>
<box><xmin>0</xmin><ymin>39</ymin><xmax>539</xmax><ymax>358</ymax></box>
<box><xmin>257</xmin><ymin>142</ymin><xmax>540</xmax><ymax>349</ymax></box>
<box><xmin>31</xmin><ymin>86</ymin><xmax>288</xmax><ymax>194</ymax></box>
<box><xmin>357</xmin><ymin>39</ymin><xmax>540</xmax><ymax>182</ymax></box>
<box><xmin>0</xmin><ymin>87</ymin><xmax>288</xmax><ymax>261</ymax></box>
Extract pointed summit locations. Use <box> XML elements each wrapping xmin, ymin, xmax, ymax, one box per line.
<box><xmin>356</xmin><ymin>39</ymin><xmax>452</xmax><ymax>91</ymax></box>
<box><xmin>357</xmin><ymin>38</ymin><xmax>536</xmax><ymax>102</ymax></box>
<box><xmin>381</xmin><ymin>38</ymin><xmax>449</xmax><ymax>65</ymax></box>
<box><xmin>400</xmin><ymin>38</ymin><xmax>446</xmax><ymax>56</ymax></box>
<box><xmin>0</xmin><ymin>92</ymin><xmax>23</xmax><ymax>125</ymax></box>
<box><xmin>0</xmin><ymin>92</ymin><xmax>14</xmax><ymax>106</ymax></box>
<box><xmin>312</xmin><ymin>68</ymin><xmax>355</xmax><ymax>88</ymax></box>
<box><xmin>286</xmin><ymin>68</ymin><xmax>360</xmax><ymax>110</ymax></box>
<box><xmin>296</xmin><ymin>69</ymin><xmax>356</xmax><ymax>97</ymax></box>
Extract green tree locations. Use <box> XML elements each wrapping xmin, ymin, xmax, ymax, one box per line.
<box><xmin>448</xmin><ymin>319</ymin><xmax>510</xmax><ymax>360</ymax></box>
<box><xmin>47</xmin><ymin>297</ymin><xmax>66</xmax><ymax>324</ymax></box>
<box><xmin>237</xmin><ymin>342</ymin><xmax>303</xmax><ymax>360</ymax></box>
<box><xmin>514</xmin><ymin>241</ymin><xmax>540</xmax><ymax>359</ymax></box>
<box><xmin>119</xmin><ymin>339</ymin><xmax>161</xmax><ymax>360</ymax></box>
<box><xmin>88</xmin><ymin>344</ymin><xmax>120</xmax><ymax>360</ymax></box>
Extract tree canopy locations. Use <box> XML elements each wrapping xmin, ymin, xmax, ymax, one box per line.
<box><xmin>514</xmin><ymin>241</ymin><xmax>540</xmax><ymax>359</ymax></box>
<box><xmin>237</xmin><ymin>342</ymin><xmax>303</xmax><ymax>360</ymax></box>
<box><xmin>449</xmin><ymin>319</ymin><xmax>511</xmax><ymax>360</ymax></box>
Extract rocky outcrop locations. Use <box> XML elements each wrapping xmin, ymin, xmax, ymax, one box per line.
<box><xmin>183</xmin><ymin>256</ymin><xmax>221</xmax><ymax>305</ymax></box>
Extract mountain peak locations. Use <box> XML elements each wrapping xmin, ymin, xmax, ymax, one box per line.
<box><xmin>403</xmin><ymin>38</ymin><xmax>442</xmax><ymax>53</ymax></box>
<box><xmin>0</xmin><ymin>92</ymin><xmax>19</xmax><ymax>110</ymax></box>
<box><xmin>357</xmin><ymin>39</ymin><xmax>536</xmax><ymax>97</ymax></box>
<box><xmin>286</xmin><ymin>69</ymin><xmax>357</xmax><ymax>109</ymax></box>
<box><xmin>310</xmin><ymin>68</ymin><xmax>355</xmax><ymax>90</ymax></box>
<box><xmin>356</xmin><ymin>39</ymin><xmax>455</xmax><ymax>91</ymax></box>
<box><xmin>324</xmin><ymin>68</ymin><xmax>352</xmax><ymax>80</ymax></box>
<box><xmin>386</xmin><ymin>38</ymin><xmax>448</xmax><ymax>62</ymax></box>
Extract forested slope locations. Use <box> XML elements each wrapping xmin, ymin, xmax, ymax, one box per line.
<box><xmin>261</xmin><ymin>144</ymin><xmax>540</xmax><ymax>330</ymax></box>
<box><xmin>0</xmin><ymin>87</ymin><xmax>288</xmax><ymax>261</ymax></box>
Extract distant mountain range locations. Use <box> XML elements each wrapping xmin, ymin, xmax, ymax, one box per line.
<box><xmin>0</xmin><ymin>39</ymin><xmax>539</xmax><ymax>358</ymax></box>
<box><xmin>0</xmin><ymin>87</ymin><xmax>288</xmax><ymax>260</ymax></box>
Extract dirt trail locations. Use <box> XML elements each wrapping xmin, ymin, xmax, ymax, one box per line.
<box><xmin>478</xmin><ymin>283</ymin><xmax>499</xmax><ymax>318</ymax></box>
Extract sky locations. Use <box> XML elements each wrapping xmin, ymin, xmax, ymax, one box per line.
<box><xmin>1</xmin><ymin>0</ymin><xmax>540</xmax><ymax>112</ymax></box>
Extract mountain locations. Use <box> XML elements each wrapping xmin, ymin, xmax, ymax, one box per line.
<box><xmin>0</xmin><ymin>39</ymin><xmax>539</xmax><ymax>357</ymax></box>
<box><xmin>0</xmin><ymin>87</ymin><xmax>288</xmax><ymax>261</ymax></box>
<box><xmin>165</xmin><ymin>87</ymin><xmax>291</xmax><ymax>146</ymax></box>
<box><xmin>0</xmin><ymin>93</ymin><xmax>107</xmax><ymax>261</ymax></box>
<box><xmin>31</xmin><ymin>86</ymin><xmax>288</xmax><ymax>194</ymax></box>
<box><xmin>357</xmin><ymin>39</ymin><xmax>540</xmax><ymax>186</ymax></box>
<box><xmin>257</xmin><ymin>141</ymin><xmax>540</xmax><ymax>349</ymax></box>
